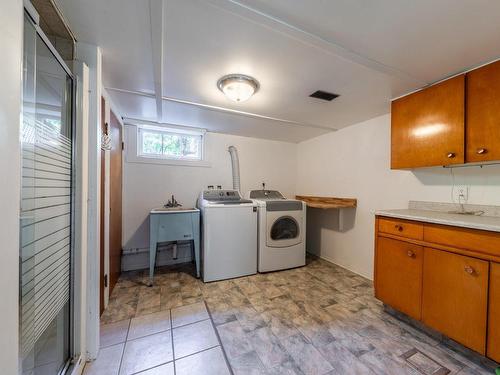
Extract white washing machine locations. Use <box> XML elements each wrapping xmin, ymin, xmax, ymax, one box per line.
<box><xmin>247</xmin><ymin>190</ymin><xmax>306</xmax><ymax>272</ymax></box>
<box><xmin>198</xmin><ymin>189</ymin><xmax>258</xmax><ymax>282</ymax></box>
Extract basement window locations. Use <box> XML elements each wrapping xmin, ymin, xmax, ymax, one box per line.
<box><xmin>137</xmin><ymin>125</ymin><xmax>204</xmax><ymax>161</ymax></box>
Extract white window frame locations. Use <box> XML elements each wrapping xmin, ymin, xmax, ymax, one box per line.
<box><xmin>125</xmin><ymin>122</ymin><xmax>210</xmax><ymax>167</ymax></box>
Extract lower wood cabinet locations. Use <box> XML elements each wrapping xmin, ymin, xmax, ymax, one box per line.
<box><xmin>422</xmin><ymin>248</ymin><xmax>488</xmax><ymax>354</ymax></box>
<box><xmin>375</xmin><ymin>216</ymin><xmax>499</xmax><ymax>359</ymax></box>
<box><xmin>375</xmin><ymin>237</ymin><xmax>423</xmax><ymax>320</ymax></box>
<box><xmin>488</xmin><ymin>262</ymin><xmax>500</xmax><ymax>362</ymax></box>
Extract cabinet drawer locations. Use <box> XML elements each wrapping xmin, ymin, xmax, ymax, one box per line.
<box><xmin>378</xmin><ymin>217</ymin><xmax>423</xmax><ymax>240</ymax></box>
<box><xmin>422</xmin><ymin>248</ymin><xmax>488</xmax><ymax>354</ymax></box>
<box><xmin>424</xmin><ymin>224</ymin><xmax>500</xmax><ymax>257</ymax></box>
<box><xmin>375</xmin><ymin>237</ymin><xmax>423</xmax><ymax>320</ymax></box>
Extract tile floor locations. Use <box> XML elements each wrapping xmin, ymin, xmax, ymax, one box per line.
<box><xmin>88</xmin><ymin>257</ymin><xmax>497</xmax><ymax>375</ymax></box>
<box><xmin>84</xmin><ymin>301</ymin><xmax>231</xmax><ymax>375</ymax></box>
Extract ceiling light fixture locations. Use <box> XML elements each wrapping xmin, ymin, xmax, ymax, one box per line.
<box><xmin>217</xmin><ymin>74</ymin><xmax>260</xmax><ymax>102</ymax></box>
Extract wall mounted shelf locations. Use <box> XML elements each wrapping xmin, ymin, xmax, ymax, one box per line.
<box><xmin>295</xmin><ymin>195</ymin><xmax>357</xmax><ymax>209</ymax></box>
<box><xmin>295</xmin><ymin>195</ymin><xmax>357</xmax><ymax>231</ymax></box>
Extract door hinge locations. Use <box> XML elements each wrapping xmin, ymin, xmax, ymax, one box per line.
<box><xmin>121</xmin><ymin>141</ymin><xmax>124</xmax><ymax>150</ymax></box>
<box><xmin>104</xmin><ymin>274</ymin><xmax>108</xmax><ymax>288</ymax></box>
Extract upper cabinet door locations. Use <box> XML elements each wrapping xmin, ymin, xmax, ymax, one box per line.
<box><xmin>391</xmin><ymin>75</ymin><xmax>465</xmax><ymax>169</ymax></box>
<box><xmin>466</xmin><ymin>60</ymin><xmax>500</xmax><ymax>163</ymax></box>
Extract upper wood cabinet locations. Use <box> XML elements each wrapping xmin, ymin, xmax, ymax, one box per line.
<box><xmin>488</xmin><ymin>262</ymin><xmax>500</xmax><ymax>362</ymax></box>
<box><xmin>466</xmin><ymin>60</ymin><xmax>500</xmax><ymax>163</ymax></box>
<box><xmin>391</xmin><ymin>75</ymin><xmax>465</xmax><ymax>169</ymax></box>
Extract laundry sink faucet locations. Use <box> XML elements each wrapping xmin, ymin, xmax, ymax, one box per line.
<box><xmin>164</xmin><ymin>195</ymin><xmax>182</xmax><ymax>208</ymax></box>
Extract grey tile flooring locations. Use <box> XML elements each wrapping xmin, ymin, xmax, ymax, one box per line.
<box><xmin>120</xmin><ymin>331</ymin><xmax>173</xmax><ymax>375</ymax></box>
<box><xmin>229</xmin><ymin>350</ymin><xmax>267</xmax><ymax>375</ymax></box>
<box><xmin>89</xmin><ymin>257</ymin><xmax>496</xmax><ymax>375</ymax></box>
<box><xmin>83</xmin><ymin>343</ymin><xmax>124</xmax><ymax>375</ymax></box>
<box><xmin>99</xmin><ymin>319</ymin><xmax>130</xmax><ymax>348</ymax></box>
<box><xmin>281</xmin><ymin>333</ymin><xmax>333</xmax><ymax>375</ymax></box>
<box><xmin>172</xmin><ymin>319</ymin><xmax>219</xmax><ymax>359</ymax></box>
<box><xmin>135</xmin><ymin>362</ymin><xmax>175</xmax><ymax>375</ymax></box>
<box><xmin>217</xmin><ymin>320</ymin><xmax>254</xmax><ymax>359</ymax></box>
<box><xmin>175</xmin><ymin>346</ymin><xmax>231</xmax><ymax>375</ymax></box>
<box><xmin>171</xmin><ymin>301</ymin><xmax>209</xmax><ymax>328</ymax></box>
<box><xmin>128</xmin><ymin>309</ymin><xmax>171</xmax><ymax>340</ymax></box>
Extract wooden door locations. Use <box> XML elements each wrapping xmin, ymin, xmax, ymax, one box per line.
<box><xmin>487</xmin><ymin>262</ymin><xmax>500</xmax><ymax>362</ymax></box>
<box><xmin>375</xmin><ymin>237</ymin><xmax>423</xmax><ymax>320</ymax></box>
<box><xmin>466</xmin><ymin>60</ymin><xmax>500</xmax><ymax>163</ymax></box>
<box><xmin>109</xmin><ymin>110</ymin><xmax>122</xmax><ymax>293</ymax></box>
<box><xmin>422</xmin><ymin>248</ymin><xmax>488</xmax><ymax>354</ymax></box>
<box><xmin>100</xmin><ymin>97</ymin><xmax>105</xmax><ymax>315</ymax></box>
<box><xmin>391</xmin><ymin>75</ymin><xmax>465</xmax><ymax>169</ymax></box>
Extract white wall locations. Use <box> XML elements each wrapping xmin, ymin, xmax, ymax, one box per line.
<box><xmin>75</xmin><ymin>42</ymin><xmax>102</xmax><ymax>360</ymax></box>
<box><xmin>123</xmin><ymin>130</ymin><xmax>297</xmax><ymax>255</ymax></box>
<box><xmin>0</xmin><ymin>0</ymin><xmax>22</xmax><ymax>373</ymax></box>
<box><xmin>297</xmin><ymin>114</ymin><xmax>500</xmax><ymax>279</ymax></box>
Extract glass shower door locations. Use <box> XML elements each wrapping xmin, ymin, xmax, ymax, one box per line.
<box><xmin>20</xmin><ymin>14</ymin><xmax>73</xmax><ymax>375</ymax></box>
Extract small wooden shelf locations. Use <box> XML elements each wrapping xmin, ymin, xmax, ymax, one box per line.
<box><xmin>295</xmin><ymin>195</ymin><xmax>357</xmax><ymax>209</ymax></box>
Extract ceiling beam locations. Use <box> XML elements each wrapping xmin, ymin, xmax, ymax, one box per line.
<box><xmin>149</xmin><ymin>0</ymin><xmax>164</xmax><ymax>122</ymax></box>
<box><xmin>105</xmin><ymin>86</ymin><xmax>336</xmax><ymax>131</ymax></box>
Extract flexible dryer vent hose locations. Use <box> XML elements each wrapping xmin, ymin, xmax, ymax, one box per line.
<box><xmin>228</xmin><ymin>146</ymin><xmax>241</xmax><ymax>192</ymax></box>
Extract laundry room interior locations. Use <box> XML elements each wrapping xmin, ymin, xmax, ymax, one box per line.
<box><xmin>3</xmin><ymin>1</ymin><xmax>500</xmax><ymax>375</ymax></box>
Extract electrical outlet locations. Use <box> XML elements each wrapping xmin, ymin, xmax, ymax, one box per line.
<box><xmin>453</xmin><ymin>185</ymin><xmax>469</xmax><ymax>203</ymax></box>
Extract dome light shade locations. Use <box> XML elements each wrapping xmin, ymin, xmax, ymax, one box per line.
<box><xmin>217</xmin><ymin>74</ymin><xmax>259</xmax><ymax>102</ymax></box>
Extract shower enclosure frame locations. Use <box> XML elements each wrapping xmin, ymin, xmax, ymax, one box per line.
<box><xmin>21</xmin><ymin>4</ymin><xmax>82</xmax><ymax>374</ymax></box>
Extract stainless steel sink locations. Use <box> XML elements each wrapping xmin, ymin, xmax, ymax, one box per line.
<box><xmin>447</xmin><ymin>210</ymin><xmax>485</xmax><ymax>216</ymax></box>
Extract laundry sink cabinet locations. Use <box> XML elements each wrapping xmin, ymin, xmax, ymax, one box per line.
<box><xmin>375</xmin><ymin>216</ymin><xmax>500</xmax><ymax>360</ymax></box>
<box><xmin>149</xmin><ymin>208</ymin><xmax>200</xmax><ymax>285</ymax></box>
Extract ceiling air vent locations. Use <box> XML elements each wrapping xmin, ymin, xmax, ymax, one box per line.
<box><xmin>309</xmin><ymin>90</ymin><xmax>339</xmax><ymax>101</ymax></box>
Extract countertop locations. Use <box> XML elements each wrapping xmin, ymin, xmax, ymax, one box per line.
<box><xmin>375</xmin><ymin>208</ymin><xmax>500</xmax><ymax>233</ymax></box>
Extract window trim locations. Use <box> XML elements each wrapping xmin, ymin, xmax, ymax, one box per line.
<box><xmin>137</xmin><ymin>126</ymin><xmax>204</xmax><ymax>161</ymax></box>
<box><xmin>124</xmin><ymin>123</ymin><xmax>211</xmax><ymax>167</ymax></box>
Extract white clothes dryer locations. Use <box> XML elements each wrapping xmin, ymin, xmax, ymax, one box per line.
<box><xmin>247</xmin><ymin>190</ymin><xmax>306</xmax><ymax>272</ymax></box>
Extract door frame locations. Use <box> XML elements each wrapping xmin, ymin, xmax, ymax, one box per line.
<box><xmin>100</xmin><ymin>95</ymin><xmax>124</xmax><ymax>312</ymax></box>
<box><xmin>68</xmin><ymin>60</ymin><xmax>89</xmax><ymax>375</ymax></box>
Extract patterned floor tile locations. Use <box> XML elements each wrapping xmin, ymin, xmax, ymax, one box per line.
<box><xmin>96</xmin><ymin>256</ymin><xmax>496</xmax><ymax>375</ymax></box>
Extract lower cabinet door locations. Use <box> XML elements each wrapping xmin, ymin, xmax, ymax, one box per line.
<box><xmin>422</xmin><ymin>248</ymin><xmax>488</xmax><ymax>354</ymax></box>
<box><xmin>487</xmin><ymin>262</ymin><xmax>500</xmax><ymax>362</ymax></box>
<box><xmin>375</xmin><ymin>237</ymin><xmax>423</xmax><ymax>320</ymax></box>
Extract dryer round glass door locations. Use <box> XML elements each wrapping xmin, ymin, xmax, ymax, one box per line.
<box><xmin>267</xmin><ymin>214</ymin><xmax>302</xmax><ymax>248</ymax></box>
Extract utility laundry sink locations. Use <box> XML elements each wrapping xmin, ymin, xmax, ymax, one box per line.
<box><xmin>150</xmin><ymin>207</ymin><xmax>198</xmax><ymax>213</ymax></box>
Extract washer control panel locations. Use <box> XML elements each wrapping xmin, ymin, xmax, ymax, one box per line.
<box><xmin>202</xmin><ymin>189</ymin><xmax>242</xmax><ymax>202</ymax></box>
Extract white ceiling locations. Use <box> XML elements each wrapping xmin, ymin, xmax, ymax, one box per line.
<box><xmin>56</xmin><ymin>0</ymin><xmax>500</xmax><ymax>142</ymax></box>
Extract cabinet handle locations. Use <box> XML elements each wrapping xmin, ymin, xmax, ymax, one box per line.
<box><xmin>476</xmin><ymin>148</ymin><xmax>487</xmax><ymax>155</ymax></box>
<box><xmin>464</xmin><ymin>265</ymin><xmax>475</xmax><ymax>275</ymax></box>
<box><xmin>407</xmin><ymin>250</ymin><xmax>415</xmax><ymax>258</ymax></box>
<box><xmin>447</xmin><ymin>152</ymin><xmax>456</xmax><ymax>158</ymax></box>
<box><xmin>394</xmin><ymin>224</ymin><xmax>403</xmax><ymax>232</ymax></box>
